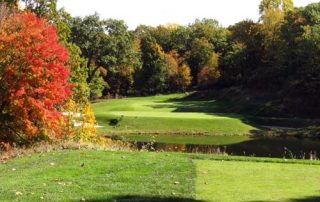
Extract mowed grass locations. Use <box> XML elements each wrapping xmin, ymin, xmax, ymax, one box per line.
<box><xmin>196</xmin><ymin>160</ymin><xmax>320</xmax><ymax>202</ymax></box>
<box><xmin>92</xmin><ymin>94</ymin><xmax>257</xmax><ymax>135</ymax></box>
<box><xmin>1</xmin><ymin>150</ymin><xmax>320</xmax><ymax>201</ymax></box>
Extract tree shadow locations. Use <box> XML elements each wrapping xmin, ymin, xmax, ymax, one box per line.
<box><xmin>248</xmin><ymin>195</ymin><xmax>320</xmax><ymax>202</ymax></box>
<box><xmin>288</xmin><ymin>196</ymin><xmax>320</xmax><ymax>202</ymax></box>
<box><xmin>84</xmin><ymin>195</ymin><xmax>204</xmax><ymax>202</ymax></box>
<box><xmin>150</xmin><ymin>92</ymin><xmax>310</xmax><ymax>131</ymax></box>
<box><xmin>133</xmin><ymin>134</ymin><xmax>320</xmax><ymax>159</ymax></box>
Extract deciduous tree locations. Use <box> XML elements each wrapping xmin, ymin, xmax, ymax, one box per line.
<box><xmin>0</xmin><ymin>12</ymin><xmax>72</xmax><ymax>141</ymax></box>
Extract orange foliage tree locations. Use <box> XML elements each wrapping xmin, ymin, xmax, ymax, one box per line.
<box><xmin>0</xmin><ymin>12</ymin><xmax>72</xmax><ymax>142</ymax></box>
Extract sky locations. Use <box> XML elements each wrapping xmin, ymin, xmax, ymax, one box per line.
<box><xmin>57</xmin><ymin>0</ymin><xmax>319</xmax><ymax>30</ymax></box>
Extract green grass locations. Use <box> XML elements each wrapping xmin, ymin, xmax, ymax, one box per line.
<box><xmin>0</xmin><ymin>150</ymin><xmax>195</xmax><ymax>202</ymax></box>
<box><xmin>1</xmin><ymin>150</ymin><xmax>320</xmax><ymax>201</ymax></box>
<box><xmin>196</xmin><ymin>160</ymin><xmax>320</xmax><ymax>202</ymax></box>
<box><xmin>92</xmin><ymin>94</ymin><xmax>257</xmax><ymax>136</ymax></box>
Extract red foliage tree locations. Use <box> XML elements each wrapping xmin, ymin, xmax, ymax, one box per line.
<box><xmin>0</xmin><ymin>12</ymin><xmax>72</xmax><ymax>141</ymax></box>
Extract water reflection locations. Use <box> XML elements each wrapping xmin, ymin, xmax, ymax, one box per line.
<box><xmin>126</xmin><ymin>136</ymin><xmax>320</xmax><ymax>159</ymax></box>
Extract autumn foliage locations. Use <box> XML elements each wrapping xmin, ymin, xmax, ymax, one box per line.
<box><xmin>0</xmin><ymin>12</ymin><xmax>72</xmax><ymax>141</ymax></box>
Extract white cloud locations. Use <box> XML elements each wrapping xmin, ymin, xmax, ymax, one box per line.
<box><xmin>58</xmin><ymin>0</ymin><xmax>319</xmax><ymax>29</ymax></box>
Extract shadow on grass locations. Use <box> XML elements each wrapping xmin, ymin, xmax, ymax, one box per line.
<box><xmin>85</xmin><ymin>195</ymin><xmax>204</xmax><ymax>202</ymax></box>
<box><xmin>132</xmin><ymin>135</ymin><xmax>320</xmax><ymax>158</ymax></box>
<box><xmin>249</xmin><ymin>195</ymin><xmax>320</xmax><ymax>202</ymax></box>
<box><xmin>152</xmin><ymin>92</ymin><xmax>310</xmax><ymax>130</ymax></box>
<box><xmin>289</xmin><ymin>196</ymin><xmax>320</xmax><ymax>202</ymax></box>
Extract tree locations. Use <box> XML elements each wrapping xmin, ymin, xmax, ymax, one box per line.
<box><xmin>0</xmin><ymin>12</ymin><xmax>72</xmax><ymax>142</ymax></box>
<box><xmin>163</xmin><ymin>51</ymin><xmax>179</xmax><ymax>91</ymax></box>
<box><xmin>70</xmin><ymin>14</ymin><xmax>107</xmax><ymax>83</ymax></box>
<box><xmin>54</xmin><ymin>9</ymin><xmax>90</xmax><ymax>105</ymax></box>
<box><xmin>197</xmin><ymin>52</ymin><xmax>221</xmax><ymax>88</ymax></box>
<box><xmin>259</xmin><ymin>0</ymin><xmax>294</xmax><ymax>16</ymax></box>
<box><xmin>151</xmin><ymin>24</ymin><xmax>180</xmax><ymax>52</ymax></box>
<box><xmin>163</xmin><ymin>50</ymin><xmax>191</xmax><ymax>92</ymax></box>
<box><xmin>177</xmin><ymin>63</ymin><xmax>192</xmax><ymax>92</ymax></box>
<box><xmin>258</xmin><ymin>0</ymin><xmax>294</xmax><ymax>89</ymax></box>
<box><xmin>22</xmin><ymin>0</ymin><xmax>58</xmax><ymax>19</ymax></box>
<box><xmin>189</xmin><ymin>18</ymin><xmax>228</xmax><ymax>53</ymax></box>
<box><xmin>135</xmin><ymin>36</ymin><xmax>166</xmax><ymax>94</ymax></box>
<box><xmin>220</xmin><ymin>20</ymin><xmax>263</xmax><ymax>87</ymax></box>
<box><xmin>19</xmin><ymin>1</ymin><xmax>91</xmax><ymax>104</ymax></box>
<box><xmin>103</xmin><ymin>19</ymin><xmax>141</xmax><ymax>96</ymax></box>
<box><xmin>70</xmin><ymin>14</ymin><xmax>108</xmax><ymax>98</ymax></box>
<box><xmin>0</xmin><ymin>2</ymin><xmax>14</xmax><ymax>29</ymax></box>
<box><xmin>277</xmin><ymin>3</ymin><xmax>320</xmax><ymax>115</ymax></box>
<box><xmin>186</xmin><ymin>37</ymin><xmax>214</xmax><ymax>84</ymax></box>
<box><xmin>0</xmin><ymin>0</ymin><xmax>19</xmax><ymax>8</ymax></box>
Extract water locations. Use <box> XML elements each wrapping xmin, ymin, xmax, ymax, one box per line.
<box><xmin>107</xmin><ymin>134</ymin><xmax>320</xmax><ymax>159</ymax></box>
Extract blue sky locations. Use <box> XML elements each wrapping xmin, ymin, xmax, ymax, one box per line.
<box><xmin>58</xmin><ymin>0</ymin><xmax>319</xmax><ymax>29</ymax></box>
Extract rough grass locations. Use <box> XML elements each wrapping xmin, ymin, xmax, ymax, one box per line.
<box><xmin>93</xmin><ymin>94</ymin><xmax>257</xmax><ymax>136</ymax></box>
<box><xmin>0</xmin><ymin>150</ymin><xmax>195</xmax><ymax>202</ymax></box>
<box><xmin>1</xmin><ymin>150</ymin><xmax>320</xmax><ymax>202</ymax></box>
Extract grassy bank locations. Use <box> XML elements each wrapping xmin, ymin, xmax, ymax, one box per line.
<box><xmin>0</xmin><ymin>150</ymin><xmax>195</xmax><ymax>201</ymax></box>
<box><xmin>1</xmin><ymin>150</ymin><xmax>320</xmax><ymax>201</ymax></box>
<box><xmin>92</xmin><ymin>94</ymin><xmax>257</xmax><ymax>136</ymax></box>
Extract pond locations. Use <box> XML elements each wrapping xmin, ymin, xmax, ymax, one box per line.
<box><xmin>106</xmin><ymin>134</ymin><xmax>320</xmax><ymax>159</ymax></box>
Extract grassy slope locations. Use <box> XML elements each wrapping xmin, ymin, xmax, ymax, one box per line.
<box><xmin>93</xmin><ymin>94</ymin><xmax>257</xmax><ymax>136</ymax></box>
<box><xmin>0</xmin><ymin>151</ymin><xmax>195</xmax><ymax>202</ymax></box>
<box><xmin>1</xmin><ymin>150</ymin><xmax>320</xmax><ymax>201</ymax></box>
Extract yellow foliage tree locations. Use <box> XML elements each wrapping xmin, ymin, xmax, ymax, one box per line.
<box><xmin>60</xmin><ymin>100</ymin><xmax>97</xmax><ymax>143</ymax></box>
<box><xmin>163</xmin><ymin>50</ymin><xmax>192</xmax><ymax>92</ymax></box>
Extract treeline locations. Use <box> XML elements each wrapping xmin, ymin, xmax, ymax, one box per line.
<box><xmin>2</xmin><ymin>0</ymin><xmax>320</xmax><ymax>117</ymax></box>
<box><xmin>70</xmin><ymin>0</ymin><xmax>320</xmax><ymax>115</ymax></box>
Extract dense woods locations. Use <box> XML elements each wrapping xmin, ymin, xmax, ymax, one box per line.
<box><xmin>68</xmin><ymin>0</ymin><xmax>320</xmax><ymax>117</ymax></box>
<box><xmin>1</xmin><ymin>0</ymin><xmax>320</xmax><ymax>142</ymax></box>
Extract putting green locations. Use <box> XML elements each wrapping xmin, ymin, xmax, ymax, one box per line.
<box><xmin>195</xmin><ymin>160</ymin><xmax>320</xmax><ymax>201</ymax></box>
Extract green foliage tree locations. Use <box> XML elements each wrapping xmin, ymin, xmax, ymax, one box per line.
<box><xmin>258</xmin><ymin>0</ymin><xmax>294</xmax><ymax>89</ymax></box>
<box><xmin>189</xmin><ymin>18</ymin><xmax>228</xmax><ymax>53</ymax></box>
<box><xmin>70</xmin><ymin>14</ymin><xmax>108</xmax><ymax>98</ymax></box>
<box><xmin>186</xmin><ymin>38</ymin><xmax>214</xmax><ymax>84</ymax></box>
<box><xmin>22</xmin><ymin>0</ymin><xmax>58</xmax><ymax>19</ymax></box>
<box><xmin>220</xmin><ymin>20</ymin><xmax>263</xmax><ymax>87</ymax></box>
<box><xmin>278</xmin><ymin>3</ymin><xmax>320</xmax><ymax>115</ymax></box>
<box><xmin>103</xmin><ymin>19</ymin><xmax>141</xmax><ymax>96</ymax></box>
<box><xmin>135</xmin><ymin>36</ymin><xmax>166</xmax><ymax>94</ymax></box>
